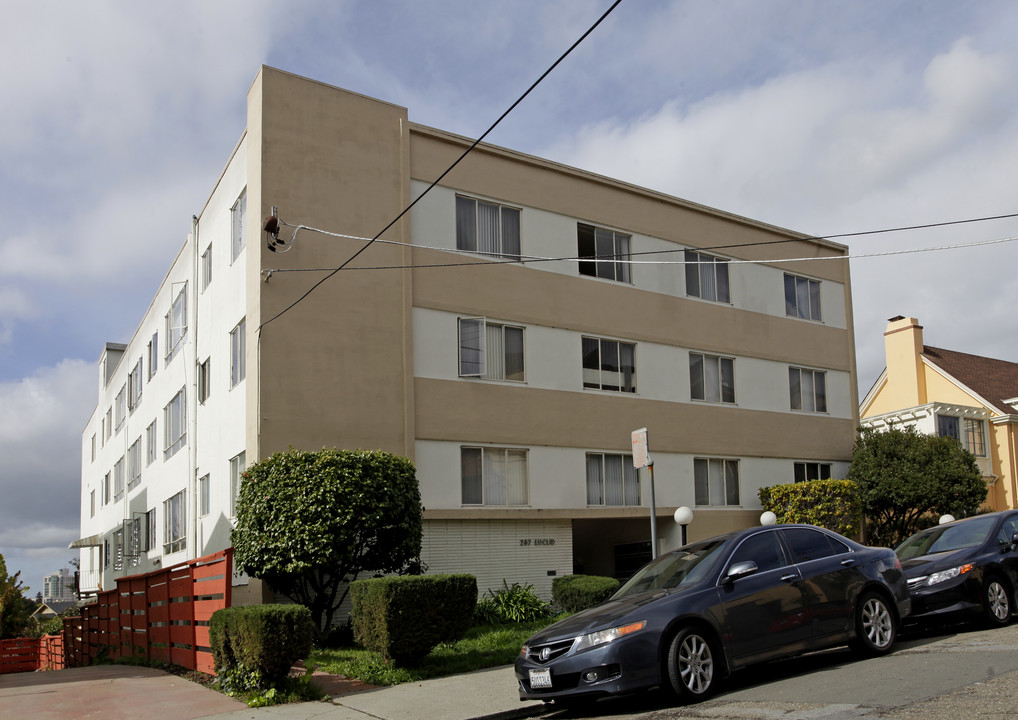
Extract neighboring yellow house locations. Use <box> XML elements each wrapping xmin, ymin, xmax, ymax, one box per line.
<box><xmin>861</xmin><ymin>316</ymin><xmax>1018</xmax><ymax>511</ymax></box>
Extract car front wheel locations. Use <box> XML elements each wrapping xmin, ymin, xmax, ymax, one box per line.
<box><xmin>851</xmin><ymin>591</ymin><xmax>896</xmax><ymax>655</ymax></box>
<box><xmin>983</xmin><ymin>576</ymin><xmax>1012</xmax><ymax>627</ymax></box>
<box><xmin>666</xmin><ymin>627</ymin><xmax>718</xmax><ymax>702</ymax></box>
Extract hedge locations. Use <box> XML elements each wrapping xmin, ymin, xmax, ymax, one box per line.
<box><xmin>209</xmin><ymin>604</ymin><xmax>314</xmax><ymax>685</ymax></box>
<box><xmin>552</xmin><ymin>574</ymin><xmax>619</xmax><ymax>613</ymax></box>
<box><xmin>758</xmin><ymin>478</ymin><xmax>861</xmax><ymax>537</ymax></box>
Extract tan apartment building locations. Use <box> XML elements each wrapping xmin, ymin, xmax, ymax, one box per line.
<box><xmin>861</xmin><ymin>316</ymin><xmax>1018</xmax><ymax>511</ymax></box>
<box><xmin>79</xmin><ymin>66</ymin><xmax>858</xmax><ymax>601</ymax></box>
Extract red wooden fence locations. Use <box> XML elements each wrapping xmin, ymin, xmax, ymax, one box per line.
<box><xmin>0</xmin><ymin>634</ymin><xmax>64</xmax><ymax>674</ymax></box>
<box><xmin>61</xmin><ymin>548</ymin><xmax>232</xmax><ymax>675</ymax></box>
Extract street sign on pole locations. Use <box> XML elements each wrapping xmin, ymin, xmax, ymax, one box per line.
<box><xmin>631</xmin><ymin>428</ymin><xmax>657</xmax><ymax>558</ymax></box>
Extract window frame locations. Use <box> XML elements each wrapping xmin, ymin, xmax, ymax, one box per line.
<box><xmin>163</xmin><ymin>490</ymin><xmax>187</xmax><ymax>554</ymax></box>
<box><xmin>147</xmin><ymin>332</ymin><xmax>159</xmax><ymax>379</ymax></box>
<box><xmin>197</xmin><ymin>357</ymin><xmax>211</xmax><ymax>404</ymax></box>
<box><xmin>582</xmin><ymin>336</ymin><xmax>637</xmax><ymax>393</ymax></box>
<box><xmin>128</xmin><ymin>437</ymin><xmax>142</xmax><ymax>490</ymax></box>
<box><xmin>457</xmin><ymin>317</ymin><xmax>525</xmax><ymax>381</ymax></box>
<box><xmin>689</xmin><ymin>352</ymin><xmax>736</xmax><ymax>404</ymax></box>
<box><xmin>165</xmin><ymin>284</ymin><xmax>187</xmax><ymax>363</ymax></box>
<box><xmin>163</xmin><ymin>387</ymin><xmax>187</xmax><ymax>460</ymax></box>
<box><xmin>784</xmin><ymin>273</ymin><xmax>822</xmax><ymax>321</ymax></box>
<box><xmin>199</xmin><ymin>474</ymin><xmax>210</xmax><ymax>518</ymax></box>
<box><xmin>230</xmin><ymin>452</ymin><xmax>246</xmax><ymax>518</ymax></box>
<box><xmin>685</xmin><ymin>250</ymin><xmax>731</xmax><ymax>303</ymax></box>
<box><xmin>146</xmin><ymin>421</ymin><xmax>157</xmax><ymax>466</ymax></box>
<box><xmin>577</xmin><ymin>222</ymin><xmax>632</xmax><ymax>283</ymax></box>
<box><xmin>693</xmin><ymin>457</ymin><xmax>741</xmax><ymax>507</ymax></box>
<box><xmin>114</xmin><ymin>386</ymin><xmax>126</xmax><ymax>433</ymax></box>
<box><xmin>231</xmin><ymin>189</ymin><xmax>247</xmax><ymax>264</ymax></box>
<box><xmin>128</xmin><ymin>358</ymin><xmax>143</xmax><ymax>412</ymax></box>
<box><xmin>794</xmin><ymin>461</ymin><xmax>832</xmax><ymax>483</ymax></box>
<box><xmin>455</xmin><ymin>195</ymin><xmax>521</xmax><ymax>259</ymax></box>
<box><xmin>200</xmin><ymin>244</ymin><xmax>212</xmax><ymax>291</ymax></box>
<box><xmin>585</xmin><ymin>452</ymin><xmax>641</xmax><ymax>506</ymax></box>
<box><xmin>230</xmin><ymin>319</ymin><xmax>246</xmax><ymax>388</ymax></box>
<box><xmin>113</xmin><ymin>456</ymin><xmax>125</xmax><ymax>501</ymax></box>
<box><xmin>789</xmin><ymin>366</ymin><xmax>828</xmax><ymax>413</ymax></box>
<box><xmin>460</xmin><ymin>446</ymin><xmax>529</xmax><ymax>506</ymax></box>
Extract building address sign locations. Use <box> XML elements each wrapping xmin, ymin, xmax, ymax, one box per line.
<box><xmin>519</xmin><ymin>538</ymin><xmax>557</xmax><ymax>546</ymax></box>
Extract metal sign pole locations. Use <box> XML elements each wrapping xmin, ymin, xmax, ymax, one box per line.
<box><xmin>631</xmin><ymin>428</ymin><xmax>657</xmax><ymax>559</ymax></box>
<box><xmin>648</xmin><ymin>460</ymin><xmax>657</xmax><ymax>559</ymax></box>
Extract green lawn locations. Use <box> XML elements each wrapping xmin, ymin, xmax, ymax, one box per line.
<box><xmin>307</xmin><ymin>616</ymin><xmax>564</xmax><ymax>686</ymax></box>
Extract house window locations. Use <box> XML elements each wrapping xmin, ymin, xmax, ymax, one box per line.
<box><xmin>455</xmin><ymin>195</ymin><xmax>521</xmax><ymax>259</ymax></box>
<box><xmin>128</xmin><ymin>359</ymin><xmax>143</xmax><ymax>411</ymax></box>
<box><xmin>231</xmin><ymin>190</ymin><xmax>246</xmax><ymax>263</ymax></box>
<box><xmin>685</xmin><ymin>250</ymin><xmax>730</xmax><ymax>303</ymax></box>
<box><xmin>199</xmin><ymin>474</ymin><xmax>210</xmax><ymax>517</ymax></box>
<box><xmin>461</xmin><ymin>447</ymin><xmax>528</xmax><ymax>506</ymax></box>
<box><xmin>457</xmin><ymin>318</ymin><xmax>524</xmax><ymax>381</ymax></box>
<box><xmin>163</xmin><ymin>388</ymin><xmax>187</xmax><ymax>460</ymax></box>
<box><xmin>200</xmin><ymin>245</ymin><xmax>212</xmax><ymax>291</ymax></box>
<box><xmin>784</xmin><ymin>273</ymin><xmax>822</xmax><ymax>321</ymax></box>
<box><xmin>90</xmin><ymin>490</ymin><xmax>95</xmax><ymax>518</ymax></box>
<box><xmin>113</xmin><ymin>456</ymin><xmax>125</xmax><ymax>501</ymax></box>
<box><xmin>578</xmin><ymin>223</ymin><xmax>631</xmax><ymax>283</ymax></box>
<box><xmin>147</xmin><ymin>332</ymin><xmax>158</xmax><ymax>379</ymax></box>
<box><xmin>198</xmin><ymin>358</ymin><xmax>211</xmax><ymax>403</ymax></box>
<box><xmin>794</xmin><ymin>462</ymin><xmax>832</xmax><ymax>483</ymax></box>
<box><xmin>585</xmin><ymin>453</ymin><xmax>640</xmax><ymax>506</ymax></box>
<box><xmin>789</xmin><ymin>367</ymin><xmax>827</xmax><ymax>413</ymax></box>
<box><xmin>230</xmin><ymin>319</ymin><xmax>246</xmax><ymax>388</ymax></box>
<box><xmin>689</xmin><ymin>353</ymin><xmax>735</xmax><ymax>404</ymax></box>
<box><xmin>163</xmin><ymin>490</ymin><xmax>186</xmax><ymax>554</ymax></box>
<box><xmin>939</xmin><ymin>415</ymin><xmax>987</xmax><ymax>457</ymax></box>
<box><xmin>582</xmin><ymin>337</ymin><xmax>636</xmax><ymax>393</ymax></box>
<box><xmin>128</xmin><ymin>438</ymin><xmax>142</xmax><ymax>490</ymax></box>
<box><xmin>91</xmin><ymin>434</ymin><xmax>96</xmax><ymax>462</ymax></box>
<box><xmin>104</xmin><ymin>408</ymin><xmax>112</xmax><ymax>441</ymax></box>
<box><xmin>165</xmin><ymin>284</ymin><xmax>187</xmax><ymax>363</ymax></box>
<box><xmin>103</xmin><ymin>472</ymin><xmax>111</xmax><ymax>506</ymax></box>
<box><xmin>146</xmin><ymin>421</ymin><xmax>157</xmax><ymax>466</ymax></box>
<box><xmin>230</xmin><ymin>452</ymin><xmax>246</xmax><ymax>517</ymax></box>
<box><xmin>115</xmin><ymin>386</ymin><xmax>126</xmax><ymax>432</ymax></box>
<box><xmin>146</xmin><ymin>510</ymin><xmax>156</xmax><ymax>555</ymax></box>
<box><xmin>694</xmin><ymin>458</ymin><xmax>740</xmax><ymax>506</ymax></box>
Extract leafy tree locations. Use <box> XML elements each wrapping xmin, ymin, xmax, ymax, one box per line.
<box><xmin>848</xmin><ymin>426</ymin><xmax>987</xmax><ymax>547</ymax></box>
<box><xmin>232</xmin><ymin>448</ymin><xmax>424</xmax><ymax>639</ymax></box>
<box><xmin>0</xmin><ymin>555</ymin><xmax>32</xmax><ymax>639</ymax></box>
<box><xmin>758</xmin><ymin>478</ymin><xmax>862</xmax><ymax>537</ymax></box>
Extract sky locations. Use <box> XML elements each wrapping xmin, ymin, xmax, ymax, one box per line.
<box><xmin>2</xmin><ymin>0</ymin><xmax>1017</xmax><ymax>593</ymax></box>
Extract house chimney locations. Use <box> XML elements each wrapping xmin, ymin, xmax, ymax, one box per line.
<box><xmin>884</xmin><ymin>316</ymin><xmax>927</xmax><ymax>405</ymax></box>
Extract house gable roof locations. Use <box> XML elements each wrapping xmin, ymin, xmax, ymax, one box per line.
<box><xmin>923</xmin><ymin>345</ymin><xmax>1018</xmax><ymax>415</ymax></box>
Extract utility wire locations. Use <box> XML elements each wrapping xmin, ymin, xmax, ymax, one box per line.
<box><xmin>260</xmin><ymin>0</ymin><xmax>625</xmax><ymax>330</ymax></box>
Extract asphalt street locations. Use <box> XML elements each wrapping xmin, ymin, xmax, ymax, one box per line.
<box><xmin>538</xmin><ymin>620</ymin><xmax>1018</xmax><ymax>720</ymax></box>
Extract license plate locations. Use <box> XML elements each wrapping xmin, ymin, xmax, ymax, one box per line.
<box><xmin>529</xmin><ymin>667</ymin><xmax>552</xmax><ymax>689</ymax></box>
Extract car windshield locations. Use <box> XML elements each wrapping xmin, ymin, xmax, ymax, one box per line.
<box><xmin>896</xmin><ymin>515</ymin><xmax>997</xmax><ymax>560</ymax></box>
<box><xmin>613</xmin><ymin>539</ymin><xmax>727</xmax><ymax>599</ymax></box>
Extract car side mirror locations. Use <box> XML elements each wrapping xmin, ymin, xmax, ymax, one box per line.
<box><xmin>722</xmin><ymin>560</ymin><xmax>758</xmax><ymax>584</ymax></box>
<box><xmin>1011</xmin><ymin>531</ymin><xmax>1018</xmax><ymax>549</ymax></box>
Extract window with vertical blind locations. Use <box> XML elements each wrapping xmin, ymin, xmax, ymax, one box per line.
<box><xmin>784</xmin><ymin>273</ymin><xmax>822</xmax><ymax>321</ymax></box>
<box><xmin>163</xmin><ymin>490</ymin><xmax>186</xmax><ymax>553</ymax></box>
<box><xmin>685</xmin><ymin>250</ymin><xmax>730</xmax><ymax>303</ymax></box>
<box><xmin>789</xmin><ymin>367</ymin><xmax>827</xmax><ymax>413</ymax></box>
<box><xmin>457</xmin><ymin>318</ymin><xmax>524</xmax><ymax>381</ymax></box>
<box><xmin>455</xmin><ymin>195</ymin><xmax>521</xmax><ymax>259</ymax></box>
<box><xmin>694</xmin><ymin>458</ymin><xmax>740</xmax><ymax>506</ymax></box>
<box><xmin>585</xmin><ymin>453</ymin><xmax>640</xmax><ymax>506</ymax></box>
<box><xmin>689</xmin><ymin>352</ymin><xmax>735</xmax><ymax>404</ymax></box>
<box><xmin>461</xmin><ymin>447</ymin><xmax>528</xmax><ymax>506</ymax></box>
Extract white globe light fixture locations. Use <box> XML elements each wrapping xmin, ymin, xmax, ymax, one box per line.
<box><xmin>674</xmin><ymin>506</ymin><xmax>693</xmax><ymax>546</ymax></box>
<box><xmin>939</xmin><ymin>514</ymin><xmax>955</xmax><ymax>525</ymax></box>
<box><xmin>760</xmin><ymin>511</ymin><xmax>777</xmax><ymax>526</ymax></box>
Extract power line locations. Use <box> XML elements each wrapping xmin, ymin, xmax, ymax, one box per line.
<box><xmin>260</xmin><ymin>0</ymin><xmax>625</xmax><ymax>330</ymax></box>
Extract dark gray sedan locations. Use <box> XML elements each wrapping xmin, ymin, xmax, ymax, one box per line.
<box><xmin>515</xmin><ymin>524</ymin><xmax>910</xmax><ymax>705</ymax></box>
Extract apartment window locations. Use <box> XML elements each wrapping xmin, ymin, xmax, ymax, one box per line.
<box><xmin>103</xmin><ymin>537</ymin><xmax>110</xmax><ymax>569</ymax></box>
<box><xmin>794</xmin><ymin>462</ymin><xmax>832</xmax><ymax>483</ymax></box>
<box><xmin>128</xmin><ymin>358</ymin><xmax>143</xmax><ymax>411</ymax></box>
<box><xmin>198</xmin><ymin>358</ymin><xmax>211</xmax><ymax>404</ymax></box>
<box><xmin>939</xmin><ymin>415</ymin><xmax>987</xmax><ymax>457</ymax></box>
<box><xmin>789</xmin><ymin>367</ymin><xmax>827</xmax><ymax>413</ymax></box>
<box><xmin>104</xmin><ymin>408</ymin><xmax>112</xmax><ymax>441</ymax></box>
<box><xmin>113</xmin><ymin>457</ymin><xmax>125</xmax><ymax>501</ymax></box>
<box><xmin>784</xmin><ymin>273</ymin><xmax>822</xmax><ymax>321</ymax></box>
<box><xmin>163</xmin><ymin>490</ymin><xmax>186</xmax><ymax>554</ymax></box>
<box><xmin>230</xmin><ymin>452</ymin><xmax>246</xmax><ymax>517</ymax></box>
<box><xmin>461</xmin><ymin>447</ymin><xmax>528</xmax><ymax>506</ymax></box>
<box><xmin>457</xmin><ymin>318</ymin><xmax>524</xmax><ymax>381</ymax></box>
<box><xmin>685</xmin><ymin>250</ymin><xmax>730</xmax><ymax>303</ymax></box>
<box><xmin>163</xmin><ymin>387</ymin><xmax>187</xmax><ymax>460</ymax></box>
<box><xmin>689</xmin><ymin>353</ymin><xmax>735</xmax><ymax>404</ymax></box>
<box><xmin>103</xmin><ymin>472</ymin><xmax>111</xmax><ymax>505</ymax></box>
<box><xmin>146</xmin><ymin>510</ymin><xmax>156</xmax><ymax>556</ymax></box>
<box><xmin>200</xmin><ymin>245</ymin><xmax>212</xmax><ymax>291</ymax></box>
<box><xmin>126</xmin><ymin>514</ymin><xmax>151</xmax><ymax>567</ymax></box>
<box><xmin>578</xmin><ymin>223</ymin><xmax>631</xmax><ymax>283</ymax></box>
<box><xmin>165</xmin><ymin>284</ymin><xmax>187</xmax><ymax>363</ymax></box>
<box><xmin>230</xmin><ymin>319</ymin><xmax>246</xmax><ymax>388</ymax></box>
<box><xmin>231</xmin><ymin>190</ymin><xmax>246</xmax><ymax>263</ymax></box>
<box><xmin>128</xmin><ymin>438</ymin><xmax>142</xmax><ymax>490</ymax></box>
<box><xmin>455</xmin><ymin>195</ymin><xmax>521</xmax><ymax>259</ymax></box>
<box><xmin>585</xmin><ymin>453</ymin><xmax>640</xmax><ymax>506</ymax></box>
<box><xmin>694</xmin><ymin>458</ymin><xmax>740</xmax><ymax>506</ymax></box>
<box><xmin>199</xmin><ymin>474</ymin><xmax>210</xmax><ymax>517</ymax></box>
<box><xmin>146</xmin><ymin>421</ymin><xmax>157</xmax><ymax>466</ymax></box>
<box><xmin>147</xmin><ymin>332</ymin><xmax>158</xmax><ymax>379</ymax></box>
<box><xmin>582</xmin><ymin>337</ymin><xmax>636</xmax><ymax>393</ymax></box>
<box><xmin>114</xmin><ymin>386</ymin><xmax>126</xmax><ymax>432</ymax></box>
<box><xmin>91</xmin><ymin>434</ymin><xmax>96</xmax><ymax>462</ymax></box>
<box><xmin>90</xmin><ymin>490</ymin><xmax>95</xmax><ymax>518</ymax></box>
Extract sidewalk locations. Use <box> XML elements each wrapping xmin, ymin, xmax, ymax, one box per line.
<box><xmin>200</xmin><ymin>665</ymin><xmax>547</xmax><ymax>720</ymax></box>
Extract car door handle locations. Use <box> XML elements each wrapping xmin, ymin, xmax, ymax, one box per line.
<box><xmin>840</xmin><ymin>559</ymin><xmax>855</xmax><ymax>566</ymax></box>
<box><xmin>780</xmin><ymin>574</ymin><xmax>798</xmax><ymax>583</ymax></box>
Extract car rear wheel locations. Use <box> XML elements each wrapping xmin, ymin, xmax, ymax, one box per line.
<box><xmin>851</xmin><ymin>591</ymin><xmax>896</xmax><ymax>656</ymax></box>
<box><xmin>666</xmin><ymin>627</ymin><xmax>718</xmax><ymax>702</ymax></box>
<box><xmin>983</xmin><ymin>576</ymin><xmax>1012</xmax><ymax>627</ymax></box>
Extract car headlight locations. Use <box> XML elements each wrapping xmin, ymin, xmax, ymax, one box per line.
<box><xmin>925</xmin><ymin>564</ymin><xmax>974</xmax><ymax>586</ymax></box>
<box><xmin>573</xmin><ymin>621</ymin><xmax>646</xmax><ymax>652</ymax></box>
